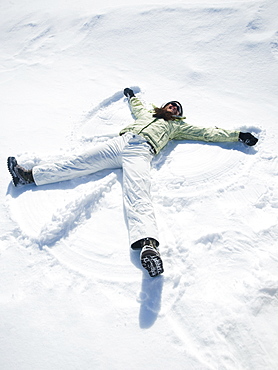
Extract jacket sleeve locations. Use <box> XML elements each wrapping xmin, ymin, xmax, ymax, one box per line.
<box><xmin>174</xmin><ymin>122</ymin><xmax>240</xmax><ymax>143</ymax></box>
<box><xmin>129</xmin><ymin>97</ymin><xmax>150</xmax><ymax>119</ymax></box>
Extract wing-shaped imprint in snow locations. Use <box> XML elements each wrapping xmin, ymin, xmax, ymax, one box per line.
<box><xmin>11</xmin><ymin>174</ymin><xmax>117</xmax><ymax>249</ymax></box>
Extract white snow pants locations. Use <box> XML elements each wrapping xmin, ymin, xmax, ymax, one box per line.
<box><xmin>32</xmin><ymin>133</ymin><xmax>159</xmax><ymax>248</ymax></box>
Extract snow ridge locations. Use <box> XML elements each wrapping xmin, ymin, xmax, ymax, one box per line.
<box><xmin>35</xmin><ymin>175</ymin><xmax>117</xmax><ymax>248</ymax></box>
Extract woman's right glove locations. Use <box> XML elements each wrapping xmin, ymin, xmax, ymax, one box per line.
<box><xmin>124</xmin><ymin>88</ymin><xmax>135</xmax><ymax>99</ymax></box>
<box><xmin>239</xmin><ymin>132</ymin><xmax>258</xmax><ymax>146</ymax></box>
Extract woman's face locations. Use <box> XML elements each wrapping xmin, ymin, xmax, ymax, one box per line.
<box><xmin>164</xmin><ymin>103</ymin><xmax>179</xmax><ymax>116</ymax></box>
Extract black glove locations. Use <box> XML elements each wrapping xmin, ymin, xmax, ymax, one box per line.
<box><xmin>239</xmin><ymin>132</ymin><xmax>258</xmax><ymax>146</ymax></box>
<box><xmin>124</xmin><ymin>88</ymin><xmax>135</xmax><ymax>99</ymax></box>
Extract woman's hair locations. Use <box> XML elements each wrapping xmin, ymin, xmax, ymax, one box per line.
<box><xmin>153</xmin><ymin>107</ymin><xmax>175</xmax><ymax>121</ymax></box>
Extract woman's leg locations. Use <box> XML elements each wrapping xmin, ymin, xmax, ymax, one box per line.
<box><xmin>33</xmin><ymin>136</ymin><xmax>125</xmax><ymax>186</ymax></box>
<box><xmin>121</xmin><ymin>137</ymin><xmax>159</xmax><ymax>248</ymax></box>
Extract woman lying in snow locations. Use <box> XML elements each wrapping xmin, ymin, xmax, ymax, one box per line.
<box><xmin>7</xmin><ymin>88</ymin><xmax>258</xmax><ymax>277</ymax></box>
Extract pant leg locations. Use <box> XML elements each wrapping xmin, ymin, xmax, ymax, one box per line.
<box><xmin>33</xmin><ymin>135</ymin><xmax>127</xmax><ymax>186</ymax></box>
<box><xmin>122</xmin><ymin>135</ymin><xmax>159</xmax><ymax>248</ymax></box>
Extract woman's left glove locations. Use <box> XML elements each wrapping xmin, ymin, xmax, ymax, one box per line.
<box><xmin>124</xmin><ymin>88</ymin><xmax>135</xmax><ymax>99</ymax></box>
<box><xmin>239</xmin><ymin>132</ymin><xmax>258</xmax><ymax>146</ymax></box>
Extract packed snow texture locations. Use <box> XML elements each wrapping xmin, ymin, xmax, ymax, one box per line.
<box><xmin>1</xmin><ymin>0</ymin><xmax>278</xmax><ymax>369</ymax></box>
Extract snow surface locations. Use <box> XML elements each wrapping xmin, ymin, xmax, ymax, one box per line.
<box><xmin>1</xmin><ymin>0</ymin><xmax>278</xmax><ymax>369</ymax></box>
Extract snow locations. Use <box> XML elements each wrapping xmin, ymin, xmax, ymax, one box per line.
<box><xmin>1</xmin><ymin>0</ymin><xmax>278</xmax><ymax>368</ymax></box>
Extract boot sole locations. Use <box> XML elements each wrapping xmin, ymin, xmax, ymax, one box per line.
<box><xmin>7</xmin><ymin>157</ymin><xmax>20</xmax><ymax>187</ymax></box>
<box><xmin>141</xmin><ymin>254</ymin><xmax>164</xmax><ymax>277</ymax></box>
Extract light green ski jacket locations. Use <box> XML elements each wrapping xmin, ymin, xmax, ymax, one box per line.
<box><xmin>119</xmin><ymin>97</ymin><xmax>239</xmax><ymax>154</ymax></box>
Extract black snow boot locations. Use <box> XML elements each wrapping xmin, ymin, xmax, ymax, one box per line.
<box><xmin>7</xmin><ymin>157</ymin><xmax>34</xmax><ymax>187</ymax></box>
<box><xmin>239</xmin><ymin>132</ymin><xmax>258</xmax><ymax>146</ymax></box>
<box><xmin>140</xmin><ymin>238</ymin><xmax>164</xmax><ymax>277</ymax></box>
